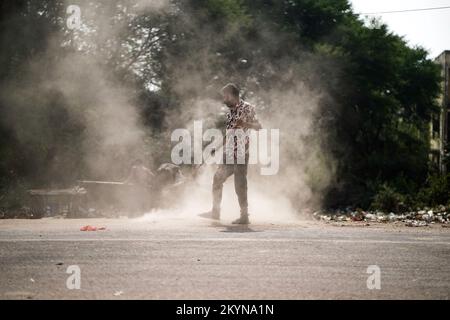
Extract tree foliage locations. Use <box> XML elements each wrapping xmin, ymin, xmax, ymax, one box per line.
<box><xmin>0</xmin><ymin>0</ymin><xmax>443</xmax><ymax>209</ymax></box>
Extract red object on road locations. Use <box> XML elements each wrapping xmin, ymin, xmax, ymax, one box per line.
<box><xmin>80</xmin><ymin>225</ymin><xmax>106</xmax><ymax>231</ymax></box>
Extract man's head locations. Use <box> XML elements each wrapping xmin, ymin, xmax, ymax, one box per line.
<box><xmin>221</xmin><ymin>83</ymin><xmax>240</xmax><ymax>108</ymax></box>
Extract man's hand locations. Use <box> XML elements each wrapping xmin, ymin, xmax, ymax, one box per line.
<box><xmin>235</xmin><ymin>119</ymin><xmax>262</xmax><ymax>130</ymax></box>
<box><xmin>235</xmin><ymin>119</ymin><xmax>245</xmax><ymax>128</ymax></box>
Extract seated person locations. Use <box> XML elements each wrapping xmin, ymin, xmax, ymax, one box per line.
<box><xmin>157</xmin><ymin>163</ymin><xmax>185</xmax><ymax>187</ymax></box>
<box><xmin>124</xmin><ymin>159</ymin><xmax>155</xmax><ymax>214</ymax></box>
<box><xmin>125</xmin><ymin>159</ymin><xmax>155</xmax><ymax>187</ymax></box>
<box><xmin>156</xmin><ymin>163</ymin><xmax>186</xmax><ymax>207</ymax></box>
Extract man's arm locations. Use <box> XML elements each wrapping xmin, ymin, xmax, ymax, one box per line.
<box><xmin>124</xmin><ymin>167</ymin><xmax>136</xmax><ymax>184</ymax></box>
<box><xmin>144</xmin><ymin>167</ymin><xmax>155</xmax><ymax>177</ymax></box>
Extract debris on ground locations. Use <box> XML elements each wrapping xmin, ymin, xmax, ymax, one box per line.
<box><xmin>405</xmin><ymin>220</ymin><xmax>428</xmax><ymax>228</ymax></box>
<box><xmin>113</xmin><ymin>291</ymin><xmax>124</xmax><ymax>296</ymax></box>
<box><xmin>313</xmin><ymin>206</ymin><xmax>450</xmax><ymax>227</ymax></box>
<box><xmin>80</xmin><ymin>225</ymin><xmax>106</xmax><ymax>231</ymax></box>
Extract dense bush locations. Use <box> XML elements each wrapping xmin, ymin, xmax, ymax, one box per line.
<box><xmin>416</xmin><ymin>174</ymin><xmax>450</xmax><ymax>208</ymax></box>
<box><xmin>371</xmin><ymin>184</ymin><xmax>406</xmax><ymax>213</ymax></box>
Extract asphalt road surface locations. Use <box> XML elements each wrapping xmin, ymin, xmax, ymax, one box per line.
<box><xmin>1</xmin><ymin>214</ymin><xmax>449</xmax><ymax>300</ymax></box>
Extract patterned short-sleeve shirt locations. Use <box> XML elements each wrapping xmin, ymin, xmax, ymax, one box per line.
<box><xmin>225</xmin><ymin>100</ymin><xmax>257</xmax><ymax>161</ymax></box>
<box><xmin>226</xmin><ymin>100</ymin><xmax>257</xmax><ymax>130</ymax></box>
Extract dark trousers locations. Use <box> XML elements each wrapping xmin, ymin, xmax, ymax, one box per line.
<box><xmin>212</xmin><ymin>162</ymin><xmax>248</xmax><ymax>216</ymax></box>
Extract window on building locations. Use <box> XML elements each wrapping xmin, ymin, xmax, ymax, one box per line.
<box><xmin>448</xmin><ymin>68</ymin><xmax>450</xmax><ymax>102</ymax></box>
<box><xmin>431</xmin><ymin>152</ymin><xmax>440</xmax><ymax>167</ymax></box>
<box><xmin>446</xmin><ymin>112</ymin><xmax>450</xmax><ymax>142</ymax></box>
<box><xmin>433</xmin><ymin>115</ymin><xmax>440</xmax><ymax>139</ymax></box>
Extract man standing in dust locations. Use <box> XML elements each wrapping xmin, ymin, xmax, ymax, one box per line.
<box><xmin>211</xmin><ymin>83</ymin><xmax>262</xmax><ymax>224</ymax></box>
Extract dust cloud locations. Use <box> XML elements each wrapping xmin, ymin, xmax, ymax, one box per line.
<box><xmin>0</xmin><ymin>0</ymin><xmax>337</xmax><ymax>222</ymax></box>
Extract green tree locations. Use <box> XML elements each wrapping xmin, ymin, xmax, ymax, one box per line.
<box><xmin>0</xmin><ymin>0</ymin><xmax>443</xmax><ymax>210</ymax></box>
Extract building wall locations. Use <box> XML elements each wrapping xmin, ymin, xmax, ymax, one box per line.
<box><xmin>431</xmin><ymin>51</ymin><xmax>450</xmax><ymax>173</ymax></box>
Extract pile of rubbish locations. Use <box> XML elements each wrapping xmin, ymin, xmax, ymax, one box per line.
<box><xmin>313</xmin><ymin>206</ymin><xmax>450</xmax><ymax>227</ymax></box>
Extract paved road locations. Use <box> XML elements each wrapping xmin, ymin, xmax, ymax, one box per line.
<box><xmin>0</xmin><ymin>215</ymin><xmax>449</xmax><ymax>299</ymax></box>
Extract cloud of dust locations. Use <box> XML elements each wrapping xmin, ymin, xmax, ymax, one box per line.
<box><xmin>132</xmin><ymin>6</ymin><xmax>337</xmax><ymax>224</ymax></box>
<box><xmin>150</xmin><ymin>83</ymin><xmax>336</xmax><ymax>224</ymax></box>
<box><xmin>0</xmin><ymin>0</ymin><xmax>337</xmax><ymax>222</ymax></box>
<box><xmin>0</xmin><ymin>1</ymin><xmax>167</xmax><ymax>183</ymax></box>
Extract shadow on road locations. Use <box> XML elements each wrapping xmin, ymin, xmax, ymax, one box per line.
<box><xmin>198</xmin><ymin>212</ymin><xmax>215</xmax><ymax>220</ymax></box>
<box><xmin>197</xmin><ymin>212</ymin><xmax>262</xmax><ymax>232</ymax></box>
<box><xmin>220</xmin><ymin>225</ymin><xmax>261</xmax><ymax>233</ymax></box>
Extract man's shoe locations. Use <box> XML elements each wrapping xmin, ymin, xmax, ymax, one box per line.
<box><xmin>211</xmin><ymin>210</ymin><xmax>220</xmax><ymax>221</ymax></box>
<box><xmin>198</xmin><ymin>211</ymin><xmax>220</xmax><ymax>220</ymax></box>
<box><xmin>232</xmin><ymin>215</ymin><xmax>250</xmax><ymax>225</ymax></box>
